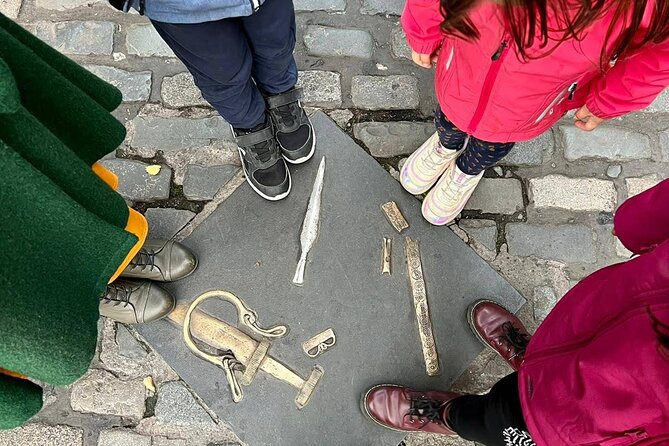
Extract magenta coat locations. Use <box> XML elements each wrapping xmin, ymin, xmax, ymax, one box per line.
<box><xmin>519</xmin><ymin>179</ymin><xmax>669</xmax><ymax>445</ymax></box>
<box><xmin>401</xmin><ymin>0</ymin><xmax>669</xmax><ymax>142</ymax></box>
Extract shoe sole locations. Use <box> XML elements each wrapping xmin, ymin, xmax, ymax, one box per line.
<box><xmin>238</xmin><ymin>148</ymin><xmax>292</xmax><ymax>202</ymax></box>
<box><xmin>466</xmin><ymin>299</ymin><xmax>513</xmax><ymax>360</ymax></box>
<box><xmin>281</xmin><ymin>115</ymin><xmax>317</xmax><ymax>165</ymax></box>
<box><xmin>360</xmin><ymin>384</ymin><xmax>458</xmax><ymax>436</ymax></box>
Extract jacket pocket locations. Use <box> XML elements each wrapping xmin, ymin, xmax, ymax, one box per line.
<box><xmin>534</xmin><ymin>82</ymin><xmax>578</xmax><ymax>123</ymax></box>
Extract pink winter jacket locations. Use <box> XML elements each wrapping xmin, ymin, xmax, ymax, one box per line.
<box><xmin>518</xmin><ymin>179</ymin><xmax>669</xmax><ymax>446</ymax></box>
<box><xmin>401</xmin><ymin>0</ymin><xmax>669</xmax><ymax>142</ymax></box>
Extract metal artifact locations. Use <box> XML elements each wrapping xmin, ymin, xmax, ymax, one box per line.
<box><xmin>404</xmin><ymin>237</ymin><xmax>440</xmax><ymax>376</ymax></box>
<box><xmin>172</xmin><ymin>290</ymin><xmax>323</xmax><ymax>409</ymax></box>
<box><xmin>293</xmin><ymin>157</ymin><xmax>326</xmax><ymax>286</ymax></box>
<box><xmin>381</xmin><ymin>237</ymin><xmax>392</xmax><ymax>275</ymax></box>
<box><xmin>302</xmin><ymin>328</ymin><xmax>336</xmax><ymax>358</ymax></box>
<box><xmin>381</xmin><ymin>201</ymin><xmax>409</xmax><ymax>233</ymax></box>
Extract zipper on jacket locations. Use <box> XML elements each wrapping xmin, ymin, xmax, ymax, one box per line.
<box><xmin>445</xmin><ymin>46</ymin><xmax>455</xmax><ymax>71</ymax></box>
<box><xmin>467</xmin><ymin>37</ymin><xmax>509</xmax><ymax>133</ymax></box>
<box><xmin>534</xmin><ymin>82</ymin><xmax>578</xmax><ymax>124</ymax></box>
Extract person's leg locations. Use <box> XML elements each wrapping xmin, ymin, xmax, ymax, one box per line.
<box><xmin>241</xmin><ymin>0</ymin><xmax>315</xmax><ymax>164</ymax></box>
<box><xmin>150</xmin><ymin>19</ymin><xmax>265</xmax><ymax>129</ymax></box>
<box><xmin>400</xmin><ymin>108</ymin><xmax>468</xmax><ymax>195</ymax></box>
<box><xmin>456</xmin><ymin>137</ymin><xmax>515</xmax><ymax>176</ymax></box>
<box><xmin>150</xmin><ymin>19</ymin><xmax>290</xmax><ymax>201</ymax></box>
<box><xmin>449</xmin><ymin>373</ymin><xmax>534</xmax><ymax>446</ymax></box>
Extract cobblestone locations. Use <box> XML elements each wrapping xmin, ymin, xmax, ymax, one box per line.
<box><xmin>100</xmin><ymin>159</ymin><xmax>172</xmax><ymax>201</ymax></box>
<box><xmin>145</xmin><ymin>208</ymin><xmax>196</xmax><ymax>239</ymax></box>
<box><xmin>296</xmin><ymin>70</ymin><xmax>342</xmax><ymax>107</ymax></box>
<box><xmin>86</xmin><ymin>65</ymin><xmax>152</xmax><ymax>102</ymax></box>
<box><xmin>97</xmin><ymin>429</ymin><xmax>151</xmax><ymax>446</ymax></box>
<box><xmin>35</xmin><ymin>21</ymin><xmax>114</xmax><ymax>56</ymax></box>
<box><xmin>0</xmin><ymin>424</ymin><xmax>83</xmax><ymax>446</ymax></box>
<box><xmin>161</xmin><ymin>73</ymin><xmax>208</xmax><ymax>108</ymax></box>
<box><xmin>606</xmin><ymin>165</ymin><xmax>622</xmax><ymax>178</ymax></box>
<box><xmin>626</xmin><ymin>174</ymin><xmax>661</xmax><ymax>198</ymax></box>
<box><xmin>70</xmin><ymin>369</ymin><xmax>146</xmax><ymax>421</ymax></box>
<box><xmin>390</xmin><ymin>27</ymin><xmax>411</xmax><ymax>60</ymax></box>
<box><xmin>503</xmin><ymin>131</ymin><xmax>553</xmax><ymax>166</ymax></box>
<box><xmin>153</xmin><ymin>438</ymin><xmax>187</xmax><ymax>446</ymax></box>
<box><xmin>116</xmin><ymin>325</ymin><xmax>148</xmax><ymax>360</ymax></box>
<box><xmin>644</xmin><ymin>88</ymin><xmax>669</xmax><ymax>113</ymax></box>
<box><xmin>126</xmin><ymin>24</ymin><xmax>175</xmax><ymax>57</ymax></box>
<box><xmin>459</xmin><ymin>220</ymin><xmax>497</xmax><ymax>252</ymax></box>
<box><xmin>154</xmin><ymin>382</ymin><xmax>216</xmax><ymax>427</ymax></box>
<box><xmin>360</xmin><ymin>0</ymin><xmax>404</xmax><ymax>15</ymax></box>
<box><xmin>533</xmin><ymin>286</ymin><xmax>558</xmax><ymax>321</ymax></box>
<box><xmin>530</xmin><ymin>175</ymin><xmax>616</xmax><ymax>212</ymax></box>
<box><xmin>0</xmin><ymin>0</ymin><xmax>21</xmax><ymax>19</ymax></box>
<box><xmin>353</xmin><ymin>121</ymin><xmax>433</xmax><ymax>157</ymax></box>
<box><xmin>351</xmin><ymin>75</ymin><xmax>420</xmax><ymax>110</ymax></box>
<box><xmin>304</xmin><ymin>26</ymin><xmax>373</xmax><ymax>59</ymax></box>
<box><xmin>327</xmin><ymin>109</ymin><xmax>353</xmax><ymax>128</ymax></box>
<box><xmin>465</xmin><ymin>178</ymin><xmax>524</xmax><ymax>215</ymax></box>
<box><xmin>561</xmin><ymin>125</ymin><xmax>651</xmax><ymax>161</ymax></box>
<box><xmin>660</xmin><ymin>130</ymin><xmax>669</xmax><ymax>161</ymax></box>
<box><xmin>182</xmin><ymin>164</ymin><xmax>238</xmax><ymax>200</ymax></box>
<box><xmin>506</xmin><ymin>224</ymin><xmax>595</xmax><ymax>263</ymax></box>
<box><xmin>294</xmin><ymin>0</ymin><xmax>345</xmax><ymax>11</ymax></box>
<box><xmin>130</xmin><ymin>115</ymin><xmax>232</xmax><ymax>151</ymax></box>
<box><xmin>35</xmin><ymin>0</ymin><xmax>104</xmax><ymax>10</ymax></box>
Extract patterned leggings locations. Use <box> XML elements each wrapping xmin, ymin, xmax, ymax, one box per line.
<box><xmin>435</xmin><ymin>108</ymin><xmax>515</xmax><ymax>176</ymax></box>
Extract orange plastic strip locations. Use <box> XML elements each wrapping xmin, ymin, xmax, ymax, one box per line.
<box><xmin>92</xmin><ymin>162</ymin><xmax>119</xmax><ymax>190</ymax></box>
<box><xmin>108</xmin><ymin>208</ymin><xmax>148</xmax><ymax>284</ymax></box>
<box><xmin>0</xmin><ymin>368</ymin><xmax>26</xmax><ymax>380</ymax></box>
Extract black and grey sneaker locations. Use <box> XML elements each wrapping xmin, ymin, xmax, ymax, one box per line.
<box><xmin>266</xmin><ymin>87</ymin><xmax>315</xmax><ymax>164</ymax></box>
<box><xmin>232</xmin><ymin>118</ymin><xmax>291</xmax><ymax>201</ymax></box>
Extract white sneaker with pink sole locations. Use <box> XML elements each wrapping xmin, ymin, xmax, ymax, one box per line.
<box><xmin>400</xmin><ymin>132</ymin><xmax>462</xmax><ymax>195</ymax></box>
<box><xmin>422</xmin><ymin>163</ymin><xmax>483</xmax><ymax>226</ymax></box>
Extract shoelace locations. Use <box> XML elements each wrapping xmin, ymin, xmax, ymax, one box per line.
<box><xmin>498</xmin><ymin>322</ymin><xmax>530</xmax><ymax>358</ymax></box>
<box><xmin>421</xmin><ymin>145</ymin><xmax>451</xmax><ymax>172</ymax></box>
<box><xmin>274</xmin><ymin>103</ymin><xmax>298</xmax><ymax>129</ymax></box>
<box><xmin>404</xmin><ymin>395</ymin><xmax>447</xmax><ymax>427</ymax></box>
<box><xmin>129</xmin><ymin>247</ymin><xmax>157</xmax><ymax>272</ymax></box>
<box><xmin>101</xmin><ymin>283</ymin><xmax>134</xmax><ymax>307</ymax></box>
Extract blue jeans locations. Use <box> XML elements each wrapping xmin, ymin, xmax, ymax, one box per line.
<box><xmin>151</xmin><ymin>0</ymin><xmax>298</xmax><ymax>129</ymax></box>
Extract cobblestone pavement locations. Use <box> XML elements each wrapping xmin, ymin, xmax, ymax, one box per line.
<box><xmin>2</xmin><ymin>1</ymin><xmax>668</xmax><ymax>445</ymax></box>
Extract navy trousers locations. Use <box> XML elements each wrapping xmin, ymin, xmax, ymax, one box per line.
<box><xmin>151</xmin><ymin>0</ymin><xmax>298</xmax><ymax>129</ymax></box>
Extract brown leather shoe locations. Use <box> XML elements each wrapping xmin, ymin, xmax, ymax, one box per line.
<box><xmin>468</xmin><ymin>300</ymin><xmax>531</xmax><ymax>371</ymax></box>
<box><xmin>362</xmin><ymin>384</ymin><xmax>461</xmax><ymax>435</ymax></box>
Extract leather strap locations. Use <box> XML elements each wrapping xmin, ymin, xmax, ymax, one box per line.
<box><xmin>234</xmin><ymin>125</ymin><xmax>274</xmax><ymax>148</ymax></box>
<box><xmin>266</xmin><ymin>88</ymin><xmax>303</xmax><ymax>109</ymax></box>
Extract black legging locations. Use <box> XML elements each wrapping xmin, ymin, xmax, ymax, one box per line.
<box><xmin>435</xmin><ymin>108</ymin><xmax>516</xmax><ymax>176</ymax></box>
<box><xmin>449</xmin><ymin>373</ymin><xmax>535</xmax><ymax>446</ymax></box>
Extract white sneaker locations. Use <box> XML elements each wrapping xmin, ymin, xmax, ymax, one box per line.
<box><xmin>400</xmin><ymin>132</ymin><xmax>462</xmax><ymax>195</ymax></box>
<box><xmin>422</xmin><ymin>163</ymin><xmax>483</xmax><ymax>226</ymax></box>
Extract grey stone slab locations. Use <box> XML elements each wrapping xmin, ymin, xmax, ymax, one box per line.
<box><xmin>182</xmin><ymin>164</ymin><xmax>238</xmax><ymax>201</ymax></box>
<box><xmin>661</xmin><ymin>130</ymin><xmax>669</xmax><ymax>162</ymax></box>
<box><xmin>0</xmin><ymin>0</ymin><xmax>21</xmax><ymax>19</ymax></box>
<box><xmin>643</xmin><ymin>88</ymin><xmax>669</xmax><ymax>113</ymax></box>
<box><xmin>465</xmin><ymin>178</ymin><xmax>524</xmax><ymax>215</ymax></box>
<box><xmin>503</xmin><ymin>131</ymin><xmax>553</xmax><ymax>166</ymax></box>
<box><xmin>391</xmin><ymin>26</ymin><xmax>412</xmax><ymax>60</ymax></box>
<box><xmin>606</xmin><ymin>164</ymin><xmax>622</xmax><ymax>178</ymax></box>
<box><xmin>506</xmin><ymin>223</ymin><xmax>595</xmax><ymax>263</ymax></box>
<box><xmin>154</xmin><ymin>382</ymin><xmax>216</xmax><ymax>427</ymax></box>
<box><xmin>304</xmin><ymin>26</ymin><xmax>373</xmax><ymax>59</ymax></box>
<box><xmin>353</xmin><ymin>121</ymin><xmax>433</xmax><ymax>157</ymax></box>
<box><xmin>0</xmin><ymin>424</ymin><xmax>83</xmax><ymax>446</ymax></box>
<box><xmin>97</xmin><ymin>430</ymin><xmax>151</xmax><ymax>446</ymax></box>
<box><xmin>85</xmin><ymin>65</ymin><xmax>152</xmax><ymax>102</ymax></box>
<box><xmin>294</xmin><ymin>0</ymin><xmax>345</xmax><ymax>11</ymax></box>
<box><xmin>130</xmin><ymin>115</ymin><xmax>232</xmax><ymax>151</ymax></box>
<box><xmin>35</xmin><ymin>21</ymin><xmax>114</xmax><ymax>56</ymax></box>
<box><xmin>126</xmin><ymin>24</ymin><xmax>175</xmax><ymax>57</ymax></box>
<box><xmin>532</xmin><ymin>286</ymin><xmax>557</xmax><ymax>322</ymax></box>
<box><xmin>145</xmin><ymin>208</ymin><xmax>196</xmax><ymax>239</ymax></box>
<box><xmin>361</xmin><ymin>0</ymin><xmax>404</xmax><ymax>15</ymax></box>
<box><xmin>70</xmin><ymin>369</ymin><xmax>146</xmax><ymax>421</ymax></box>
<box><xmin>136</xmin><ymin>112</ymin><xmax>524</xmax><ymax>446</ymax></box>
<box><xmin>561</xmin><ymin>125</ymin><xmax>651</xmax><ymax>161</ymax></box>
<box><xmin>116</xmin><ymin>325</ymin><xmax>148</xmax><ymax>360</ymax></box>
<box><xmin>296</xmin><ymin>70</ymin><xmax>342</xmax><ymax>108</ymax></box>
<box><xmin>36</xmin><ymin>0</ymin><xmax>105</xmax><ymax>10</ymax></box>
<box><xmin>459</xmin><ymin>220</ymin><xmax>497</xmax><ymax>251</ymax></box>
<box><xmin>161</xmin><ymin>73</ymin><xmax>208</xmax><ymax>108</ymax></box>
<box><xmin>100</xmin><ymin>159</ymin><xmax>172</xmax><ymax>202</ymax></box>
<box><xmin>352</xmin><ymin>75</ymin><xmax>420</xmax><ymax>110</ymax></box>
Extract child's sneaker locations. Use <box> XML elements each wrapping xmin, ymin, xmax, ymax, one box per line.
<box><xmin>266</xmin><ymin>87</ymin><xmax>315</xmax><ymax>164</ymax></box>
<box><xmin>401</xmin><ymin>132</ymin><xmax>461</xmax><ymax>195</ymax></box>
<box><xmin>232</xmin><ymin>118</ymin><xmax>291</xmax><ymax>201</ymax></box>
<box><xmin>422</xmin><ymin>163</ymin><xmax>483</xmax><ymax>226</ymax></box>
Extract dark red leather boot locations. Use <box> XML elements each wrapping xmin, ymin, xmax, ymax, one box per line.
<box><xmin>468</xmin><ymin>300</ymin><xmax>531</xmax><ymax>371</ymax></box>
<box><xmin>362</xmin><ymin>384</ymin><xmax>461</xmax><ymax>435</ymax></box>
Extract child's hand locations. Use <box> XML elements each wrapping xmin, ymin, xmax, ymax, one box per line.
<box><xmin>574</xmin><ymin>105</ymin><xmax>605</xmax><ymax>131</ymax></box>
<box><xmin>411</xmin><ymin>49</ymin><xmax>440</xmax><ymax>68</ymax></box>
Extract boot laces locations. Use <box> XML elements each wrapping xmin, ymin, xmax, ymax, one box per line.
<box><xmin>101</xmin><ymin>283</ymin><xmax>135</xmax><ymax>308</ymax></box>
<box><xmin>129</xmin><ymin>247</ymin><xmax>157</xmax><ymax>272</ymax></box>
<box><xmin>404</xmin><ymin>395</ymin><xmax>446</xmax><ymax>426</ymax></box>
<box><xmin>421</xmin><ymin>143</ymin><xmax>451</xmax><ymax>172</ymax></box>
<box><xmin>498</xmin><ymin>322</ymin><xmax>530</xmax><ymax>358</ymax></box>
<box><xmin>248</xmin><ymin>139</ymin><xmax>274</xmax><ymax>164</ymax></box>
<box><xmin>275</xmin><ymin>103</ymin><xmax>298</xmax><ymax>129</ymax></box>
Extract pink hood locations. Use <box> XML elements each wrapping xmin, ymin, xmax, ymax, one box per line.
<box><xmin>402</xmin><ymin>0</ymin><xmax>669</xmax><ymax>142</ymax></box>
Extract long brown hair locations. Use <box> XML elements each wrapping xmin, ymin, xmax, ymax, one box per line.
<box><xmin>440</xmin><ymin>0</ymin><xmax>669</xmax><ymax>67</ymax></box>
